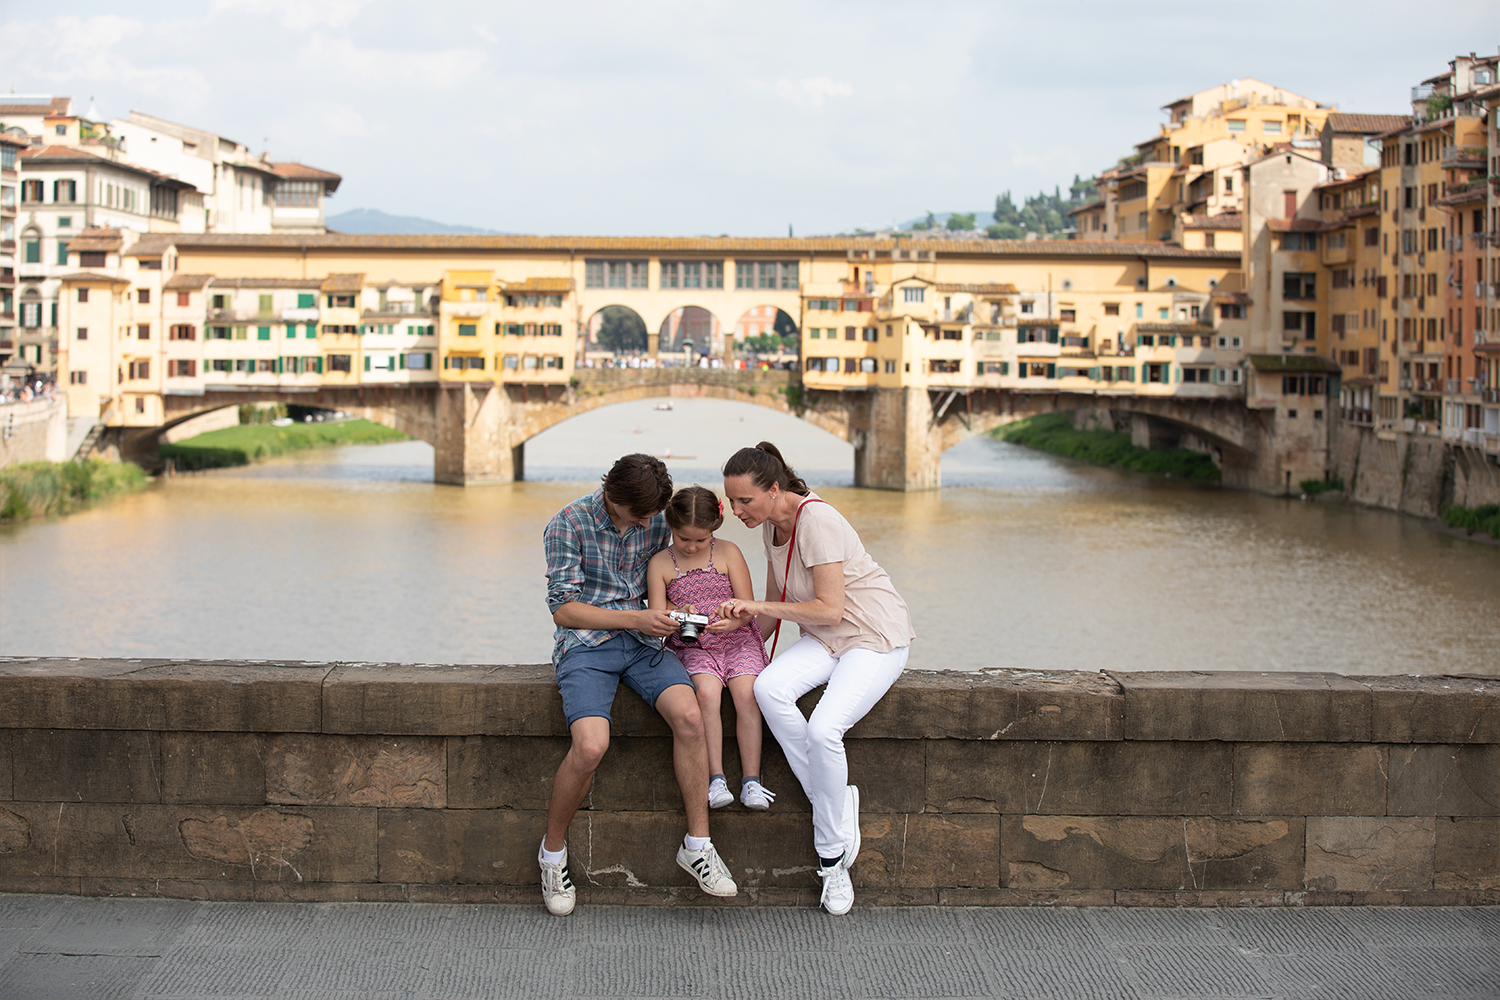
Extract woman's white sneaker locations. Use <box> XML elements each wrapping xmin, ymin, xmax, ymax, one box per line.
<box><xmin>676</xmin><ymin>840</ymin><xmax>738</xmax><ymax>896</ymax></box>
<box><xmin>740</xmin><ymin>778</ymin><xmax>776</xmax><ymax>811</ymax></box>
<box><xmin>708</xmin><ymin>775</ymin><xmax>734</xmax><ymax>809</ymax></box>
<box><xmin>538</xmin><ymin>841</ymin><xmax>575</xmax><ymax>916</ymax></box>
<box><xmin>818</xmin><ymin>862</ymin><xmax>854</xmax><ymax>915</ymax></box>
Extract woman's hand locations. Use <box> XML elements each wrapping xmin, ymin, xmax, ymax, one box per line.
<box><xmin>717</xmin><ymin>598</ymin><xmax>760</xmax><ymax>622</ymax></box>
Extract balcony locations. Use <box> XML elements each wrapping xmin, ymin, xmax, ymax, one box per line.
<box><xmin>1447</xmin><ymin>378</ymin><xmax>1462</xmax><ymax>394</ymax></box>
<box><xmin>1441</xmin><ymin>146</ymin><xmax>1486</xmax><ymax>169</ymax></box>
<box><xmin>1462</xmin><ymin>428</ymin><xmax>1486</xmax><ymax>447</ymax></box>
<box><xmin>1484</xmin><ymin>388</ymin><xmax>1500</xmax><ymax>404</ymax></box>
<box><xmin>1414</xmin><ymin>378</ymin><xmax>1441</xmax><ymax>393</ymax></box>
<box><xmin>1342</xmin><ymin>408</ymin><xmax>1375</xmax><ymax>425</ymax></box>
<box><xmin>1399</xmin><ymin>377</ymin><xmax>1414</xmax><ymax>390</ymax></box>
<box><xmin>281</xmin><ymin>307</ymin><xmax>320</xmax><ymax>322</ymax></box>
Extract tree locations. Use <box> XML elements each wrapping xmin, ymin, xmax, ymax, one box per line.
<box><xmin>987</xmin><ymin>221</ymin><xmax>1024</xmax><ymax>240</ymax></box>
<box><xmin>595</xmin><ymin>305</ymin><xmax>646</xmax><ymax>353</ymax></box>
<box><xmin>946</xmin><ymin>212</ymin><xmax>976</xmax><ymax>231</ymax></box>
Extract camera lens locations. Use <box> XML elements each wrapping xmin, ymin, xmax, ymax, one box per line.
<box><xmin>678</xmin><ymin>621</ymin><xmax>701</xmax><ymax>643</ymax></box>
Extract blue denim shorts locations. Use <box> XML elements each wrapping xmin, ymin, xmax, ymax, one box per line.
<box><xmin>555</xmin><ymin>632</ymin><xmax>693</xmax><ymax>727</ymax></box>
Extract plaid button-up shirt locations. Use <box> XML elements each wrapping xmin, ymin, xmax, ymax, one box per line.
<box><xmin>544</xmin><ymin>488</ymin><xmax>672</xmax><ymax>666</ymax></box>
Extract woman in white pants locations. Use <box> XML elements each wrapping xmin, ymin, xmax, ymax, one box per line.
<box><xmin>718</xmin><ymin>442</ymin><xmax>914</xmax><ymax>916</ymax></box>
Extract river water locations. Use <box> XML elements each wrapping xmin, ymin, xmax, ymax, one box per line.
<box><xmin>2</xmin><ymin>398</ymin><xmax>1496</xmax><ymax>675</ymax></box>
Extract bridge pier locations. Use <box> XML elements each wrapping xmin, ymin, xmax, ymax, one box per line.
<box><xmin>852</xmin><ymin>387</ymin><xmax>943</xmax><ymax>491</ymax></box>
<box><xmin>434</xmin><ymin>382</ymin><xmax>518</xmax><ymax>485</ymax></box>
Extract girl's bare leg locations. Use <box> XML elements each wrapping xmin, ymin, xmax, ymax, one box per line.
<box><xmin>691</xmin><ymin>673</ymin><xmax>726</xmax><ymax>775</ymax></box>
<box><xmin>727</xmin><ymin>674</ymin><xmax>763</xmax><ymax>778</ymax></box>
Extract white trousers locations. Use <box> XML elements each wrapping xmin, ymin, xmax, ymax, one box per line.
<box><xmin>753</xmin><ymin>636</ymin><xmax>908</xmax><ymax>857</ymax></box>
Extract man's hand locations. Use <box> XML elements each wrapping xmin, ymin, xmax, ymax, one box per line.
<box><xmin>635</xmin><ymin>609</ymin><xmax>680</xmax><ymax>638</ymax></box>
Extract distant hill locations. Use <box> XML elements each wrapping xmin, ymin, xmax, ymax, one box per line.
<box><xmin>325</xmin><ymin>208</ymin><xmax>505</xmax><ymax>235</ymax></box>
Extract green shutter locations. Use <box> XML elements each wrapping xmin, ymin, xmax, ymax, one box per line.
<box><xmin>398</xmin><ymin>353</ymin><xmax>406</xmax><ymax>370</ymax></box>
<box><xmin>364</xmin><ymin>355</ymin><xmax>370</xmax><ymax>371</ymax></box>
<box><xmin>298</xmin><ymin>293</ymin><xmax>314</xmax><ymax>308</ymax></box>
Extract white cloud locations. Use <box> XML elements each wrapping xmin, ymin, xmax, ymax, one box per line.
<box><xmin>209</xmin><ymin>0</ymin><xmax>373</xmax><ymax>30</ymax></box>
<box><xmin>751</xmin><ymin>76</ymin><xmax>855</xmax><ymax>108</ymax></box>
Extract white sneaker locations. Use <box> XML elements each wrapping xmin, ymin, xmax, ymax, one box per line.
<box><xmin>818</xmin><ymin>861</ymin><xmax>854</xmax><ymax>915</ymax></box>
<box><xmin>676</xmin><ymin>840</ymin><xmax>738</xmax><ymax>897</ymax></box>
<box><xmin>538</xmin><ymin>841</ymin><xmax>575</xmax><ymax>916</ymax></box>
<box><xmin>708</xmin><ymin>775</ymin><xmax>734</xmax><ymax>809</ymax></box>
<box><xmin>740</xmin><ymin>778</ymin><xmax>776</xmax><ymax>811</ymax></box>
<box><xmin>843</xmin><ymin>785</ymin><xmax>861</xmax><ymax>869</ymax></box>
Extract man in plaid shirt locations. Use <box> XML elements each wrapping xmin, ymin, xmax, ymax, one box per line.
<box><xmin>536</xmin><ymin>453</ymin><xmax>737</xmax><ymax>915</ymax></box>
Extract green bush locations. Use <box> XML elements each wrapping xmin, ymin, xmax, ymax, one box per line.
<box><xmin>1300</xmin><ymin>476</ymin><xmax>1346</xmax><ymax>495</ymax></box>
<box><xmin>160</xmin><ymin>418</ymin><xmax>406</xmax><ymax>471</ymax></box>
<box><xmin>992</xmin><ymin>413</ymin><xmax>1222</xmax><ymax>483</ymax></box>
<box><xmin>1441</xmin><ymin>503</ymin><xmax>1500</xmax><ymax>539</ymax></box>
<box><xmin>0</xmin><ymin>459</ymin><xmax>149</xmax><ymax>521</ymax></box>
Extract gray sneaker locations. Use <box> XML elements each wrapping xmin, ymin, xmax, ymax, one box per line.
<box><xmin>676</xmin><ymin>840</ymin><xmax>738</xmax><ymax>897</ymax></box>
<box><xmin>843</xmin><ymin>785</ymin><xmax>861</xmax><ymax>869</ymax></box>
<box><xmin>538</xmin><ymin>841</ymin><xmax>576</xmax><ymax>916</ymax></box>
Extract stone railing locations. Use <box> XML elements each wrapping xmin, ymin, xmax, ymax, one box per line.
<box><xmin>0</xmin><ymin>659</ymin><xmax>1495</xmax><ymax>907</ymax></box>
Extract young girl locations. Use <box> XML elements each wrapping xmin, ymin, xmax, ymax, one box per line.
<box><xmin>647</xmin><ymin>485</ymin><xmax>775</xmax><ymax>811</ymax></box>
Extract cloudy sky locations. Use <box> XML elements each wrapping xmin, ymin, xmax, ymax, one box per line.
<box><xmin>5</xmin><ymin>1</ymin><xmax>1494</xmax><ymax>235</ymax></box>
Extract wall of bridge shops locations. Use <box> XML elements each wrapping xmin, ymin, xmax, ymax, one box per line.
<box><xmin>1330</xmin><ymin>424</ymin><xmax>1500</xmax><ymax>518</ymax></box>
<box><xmin>0</xmin><ymin>657</ymin><xmax>1494</xmax><ymax>907</ymax></box>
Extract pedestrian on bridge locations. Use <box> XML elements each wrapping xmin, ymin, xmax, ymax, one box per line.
<box><xmin>539</xmin><ymin>454</ymin><xmax>738</xmax><ymax>916</ymax></box>
<box><xmin>719</xmin><ymin>442</ymin><xmax>915</xmax><ymax>916</ymax></box>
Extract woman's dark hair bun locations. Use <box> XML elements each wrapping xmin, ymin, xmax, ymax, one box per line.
<box><xmin>723</xmin><ymin>441</ymin><xmax>809</xmax><ymax>495</ymax></box>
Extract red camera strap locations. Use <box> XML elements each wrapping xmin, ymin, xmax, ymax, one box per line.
<box><xmin>768</xmin><ymin>496</ymin><xmax>825</xmax><ymax>661</ymax></box>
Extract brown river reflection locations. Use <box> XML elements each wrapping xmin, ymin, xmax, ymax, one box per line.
<box><xmin>2</xmin><ymin>398</ymin><xmax>1496</xmax><ymax>674</ymax></box>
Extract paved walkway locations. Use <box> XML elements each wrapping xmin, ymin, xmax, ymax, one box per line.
<box><xmin>0</xmin><ymin>894</ymin><xmax>1494</xmax><ymax>999</ymax></box>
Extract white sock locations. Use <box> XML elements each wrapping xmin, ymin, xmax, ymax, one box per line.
<box><xmin>540</xmin><ymin>843</ymin><xmax>566</xmax><ymax>865</ymax></box>
<box><xmin>683</xmin><ymin>834</ymin><xmax>711</xmax><ymax>851</ymax></box>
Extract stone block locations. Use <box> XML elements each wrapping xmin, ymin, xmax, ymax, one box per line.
<box><xmin>0</xmin><ymin>658</ymin><xmax>330</xmax><ymax>732</ymax></box>
<box><xmin>252</xmin><ymin>881</ymin><xmax>407</xmax><ymax>902</ymax></box>
<box><xmin>376</xmin><ymin>807</ymin><xmax>544</xmax><ymax>886</ymax></box>
<box><xmin>0</xmin><ymin>729</ymin><xmax>11</xmax><ymax>800</ymax></box>
<box><xmin>264</xmin><ymin>734</ymin><xmax>445</xmax><ymax>808</ymax></box>
<box><xmin>1388</xmin><ymin>744</ymin><xmax>1500</xmax><ymax>816</ymax></box>
<box><xmin>160</xmin><ymin>733</ymin><xmax>265</xmax><ymax>805</ymax></box>
<box><xmin>77</xmin><ymin>877</ymin><xmax>257</xmax><ymax>901</ymax></box>
<box><xmin>1434</xmin><ymin>817</ymin><xmax>1499</xmax><ymax>890</ymax></box>
<box><xmin>14</xmin><ymin>730</ymin><xmax>162</xmax><ymax>803</ymax></box>
<box><xmin>1111</xmin><ymin>671</ymin><xmax>1371</xmax><ymax>742</ymax></box>
<box><xmin>857</xmin><ymin>669</ymin><xmax>1123</xmax><ymax>741</ymax></box>
<box><xmin>321</xmin><ymin>662</ymin><xmax>570</xmax><ymax>736</ymax></box>
<box><xmin>925</xmin><ymin>741</ymin><xmax>1232</xmax><ymax>816</ymax></box>
<box><xmin>0</xmin><ymin>802</ymin><xmax>377</xmax><ymax>883</ymax></box>
<box><xmin>1233</xmin><ymin>744</ymin><xmax>1386</xmax><ymax>815</ymax></box>
<box><xmin>1367</xmin><ymin>675</ymin><xmax>1500</xmax><ymax>743</ymax></box>
<box><xmin>854</xmin><ymin>812</ymin><xmax>1000</xmax><ymax>889</ymax></box>
<box><xmin>570</xmin><ymin>810</ymin><xmax>698</xmax><ymax>889</ymax></box>
<box><xmin>1115</xmin><ymin>890</ymin><xmax>1289</xmax><ymax>907</ymax></box>
<box><xmin>446</xmin><ymin>735</ymin><xmax>568</xmax><ymax>810</ymax></box>
<box><xmin>1002</xmin><ymin>815</ymin><xmax>1303</xmax><ymax>891</ymax></box>
<box><xmin>938</xmin><ymin>888</ymin><xmax>1115</xmax><ymax>907</ymax></box>
<box><xmin>587</xmin><ymin>737</ymin><xmax>692</xmax><ymax>813</ymax></box>
<box><xmin>1304</xmin><ymin>816</ymin><xmax>1435</xmax><ymax>891</ymax></box>
<box><xmin>691</xmin><ymin>810</ymin><xmax>820</xmax><ymax>889</ymax></box>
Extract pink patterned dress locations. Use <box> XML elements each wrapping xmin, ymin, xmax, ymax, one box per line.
<box><xmin>665</xmin><ymin>540</ymin><xmax>769</xmax><ymax>682</ymax></box>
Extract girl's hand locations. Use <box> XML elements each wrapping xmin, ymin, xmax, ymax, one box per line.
<box><xmin>676</xmin><ymin>603</ymin><xmax>696</xmax><ymax>615</ymax></box>
<box><xmin>703</xmin><ymin>617</ymin><xmax>740</xmax><ymax>634</ymax></box>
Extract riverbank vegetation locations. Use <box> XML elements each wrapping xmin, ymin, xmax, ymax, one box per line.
<box><xmin>1441</xmin><ymin>503</ymin><xmax>1500</xmax><ymax>540</ymax></box>
<box><xmin>991</xmin><ymin>412</ymin><xmax>1222</xmax><ymax>483</ymax></box>
<box><xmin>0</xmin><ymin>459</ymin><xmax>149</xmax><ymax>522</ymax></box>
<box><xmin>160</xmin><ymin>419</ymin><xmax>406</xmax><ymax>471</ymax></box>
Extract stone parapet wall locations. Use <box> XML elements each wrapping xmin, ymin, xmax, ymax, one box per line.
<box><xmin>0</xmin><ymin>659</ymin><xmax>1495</xmax><ymax>907</ymax></box>
<box><xmin>0</xmin><ymin>399</ymin><xmax>68</xmax><ymax>468</ymax></box>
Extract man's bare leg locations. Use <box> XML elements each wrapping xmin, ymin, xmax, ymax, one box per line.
<box><xmin>655</xmin><ymin>683</ymin><xmax>710</xmax><ymax>838</ymax></box>
<box><xmin>543</xmin><ymin>716</ymin><xmax>611</xmax><ymax>852</ymax></box>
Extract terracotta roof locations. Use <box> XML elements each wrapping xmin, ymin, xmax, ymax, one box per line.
<box><xmin>1266</xmin><ymin>218</ymin><xmax>1331</xmax><ymax>233</ymax></box>
<box><xmin>1346</xmin><ymin>204</ymin><xmax>1379</xmax><ymax>219</ymax></box>
<box><xmin>123</xmin><ymin>234</ymin><xmax>180</xmax><ymax>257</ymax></box>
<box><xmin>1323</xmin><ymin>114</ymin><xmax>1411</xmax><ymax>135</ymax></box>
<box><xmin>1211</xmin><ymin>292</ymin><xmax>1252</xmax><ymax>304</ymax></box>
<box><xmin>268</xmin><ymin>162</ymin><xmax>342</xmax><ymax>192</ymax></box>
<box><xmin>1133</xmin><ymin>322</ymin><xmax>1214</xmax><ymax>334</ymax></box>
<box><xmin>53</xmin><ymin>271</ymin><xmax>129</xmax><ymax>284</ymax></box>
<box><xmin>503</xmin><ymin>277</ymin><xmax>575</xmax><ymax>293</ymax></box>
<box><xmin>934</xmin><ymin>283</ymin><xmax>1018</xmax><ymax>295</ymax></box>
<box><xmin>0</xmin><ymin>133</ymin><xmax>27</xmax><ymax>148</ymax></box>
<box><xmin>206</xmin><ymin>277</ymin><xmax>326</xmax><ymax>289</ymax></box>
<box><xmin>1018</xmin><ymin>318</ymin><xmax>1062</xmax><ymax>326</ymax></box>
<box><xmin>1437</xmin><ymin>181</ymin><xmax>1488</xmax><ymax>207</ymax></box>
<box><xmin>321</xmin><ymin>273</ymin><xmax>365</xmax><ymax>292</ymax></box>
<box><xmin>0</xmin><ymin>98</ymin><xmax>71</xmax><ymax>118</ymax></box>
<box><xmin>1248</xmin><ymin>354</ymin><xmax>1341</xmax><ymax>374</ymax></box>
<box><xmin>151</xmin><ymin>233</ymin><xmax>1241</xmax><ymax>260</ymax></box>
<box><xmin>18</xmin><ymin>145</ymin><xmax>161</xmax><ymax>178</ymax></box>
<box><xmin>1342</xmin><ymin>375</ymin><xmax>1378</xmax><ymax>386</ymax></box>
<box><xmin>1065</xmin><ymin>200</ymin><xmax>1104</xmax><ymax>217</ymax></box>
<box><xmin>164</xmin><ymin>274</ymin><xmax>215</xmax><ymax>291</ymax></box>
<box><xmin>66</xmin><ymin>228</ymin><xmax>124</xmax><ymax>252</ymax></box>
<box><xmin>1182</xmin><ymin>214</ymin><xmax>1242</xmax><ymax>230</ymax></box>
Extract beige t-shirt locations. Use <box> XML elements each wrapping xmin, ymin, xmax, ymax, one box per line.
<box><xmin>763</xmin><ymin>492</ymin><xmax>915</xmax><ymax>657</ymax></box>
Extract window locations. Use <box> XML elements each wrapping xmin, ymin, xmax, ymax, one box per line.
<box><xmin>168</xmin><ymin>360</ymin><xmax>197</xmax><ymax>377</ymax></box>
<box><xmin>584</xmin><ymin>259</ymin><xmax>649</xmax><ymax>289</ymax></box>
<box><xmin>1283</xmin><ymin>273</ymin><xmax>1316</xmax><ymax>299</ymax></box>
<box><xmin>1135</xmin><ymin>303</ymin><xmax>1144</xmax><ymax>319</ymax></box>
<box><xmin>77</xmin><ymin>287</ymin><xmax>90</xmax><ymax>304</ymax></box>
<box><xmin>1181</xmin><ymin>367</ymin><xmax>1211</xmax><ymax>382</ymax></box>
<box><xmin>406</xmin><ymin>353</ymin><xmax>432</xmax><ymax>370</ymax></box>
<box><xmin>75</xmin><ymin>326</ymin><xmax>87</xmax><ymax>341</ymax></box>
<box><xmin>169</xmin><ymin>325</ymin><xmax>196</xmax><ymax>341</ymax></box>
<box><xmin>137</xmin><ymin>324</ymin><xmax>151</xmax><ymax>340</ymax></box>
<box><xmin>20</xmin><ymin>180</ymin><xmax>43</xmax><ymax>203</ymax></box>
<box><xmin>903</xmin><ymin>287</ymin><xmax>925</xmax><ymax>303</ymax></box>
<box><xmin>256</xmin><ymin>326</ymin><xmax>270</xmax><ymax>341</ymax></box>
<box><xmin>458</xmin><ymin>324</ymin><xmax>476</xmax><ymax>336</ymax></box>
<box><xmin>859</xmin><ymin>358</ymin><xmax>877</xmax><ymax>373</ymax></box>
<box><xmin>69</xmin><ymin>371</ymin><xmax>87</xmax><ymax>385</ymax></box>
<box><xmin>1060</xmin><ymin>309</ymin><xmax>1076</xmax><ymax>323</ymax></box>
<box><xmin>1282</xmin><ymin>312</ymin><xmax>1315</xmax><ymax>337</ymax></box>
<box><xmin>862</xmin><ymin>327</ymin><xmax>877</xmax><ymax>342</ymax></box>
<box><xmin>127</xmin><ymin>360</ymin><xmax>150</xmax><ymax>380</ymax></box>
<box><xmin>23</xmin><ymin>237</ymin><xmax>40</xmax><ymax>263</ymax></box>
<box><xmin>735</xmin><ymin>260</ymin><xmax>798</xmax><ymax>290</ymax></box>
<box><xmin>327</xmin><ymin>354</ymin><xmax>352</xmax><ymax>372</ymax></box>
<box><xmin>1227</xmin><ymin>120</ymin><xmax>1246</xmax><ymax>133</ymax></box>
<box><xmin>1363</xmin><ymin>226</ymin><xmax>1379</xmax><ymax>248</ymax></box>
<box><xmin>272</xmin><ymin>180</ymin><xmax>321</xmax><ymax>207</ymax></box>
<box><xmin>1104</xmin><ymin>303</ymin><xmax>1120</xmax><ymax>316</ymax></box>
<box><xmin>1158</xmin><ymin>308</ymin><xmax>1169</xmax><ymax>320</ymax></box>
<box><xmin>928</xmin><ymin>359</ymin><xmax>962</xmax><ymax>374</ymax></box>
<box><xmin>327</xmin><ymin>294</ymin><xmax>356</xmax><ymax>308</ymax></box>
<box><xmin>135</xmin><ymin>288</ymin><xmax>150</xmax><ymax>305</ymax></box>
<box><xmin>1262</xmin><ymin>121</ymin><xmax>1282</xmax><ymax>134</ymax></box>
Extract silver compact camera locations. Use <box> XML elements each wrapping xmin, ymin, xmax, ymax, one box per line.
<box><xmin>668</xmin><ymin>610</ymin><xmax>711</xmax><ymax>643</ymax></box>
